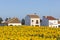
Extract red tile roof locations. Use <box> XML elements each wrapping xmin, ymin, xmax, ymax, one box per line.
<box><xmin>44</xmin><ymin>16</ymin><xmax>57</xmax><ymax>20</ymax></box>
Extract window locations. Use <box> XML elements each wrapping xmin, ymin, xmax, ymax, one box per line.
<box><xmin>32</xmin><ymin>20</ymin><xmax>34</xmax><ymax>22</ymax></box>
<box><xmin>36</xmin><ymin>20</ymin><xmax>39</xmax><ymax>24</ymax></box>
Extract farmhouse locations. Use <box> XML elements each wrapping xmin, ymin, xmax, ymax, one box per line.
<box><xmin>25</xmin><ymin>14</ymin><xmax>40</xmax><ymax>26</ymax></box>
<box><xmin>5</xmin><ymin>17</ymin><xmax>21</xmax><ymax>26</ymax></box>
<box><xmin>41</xmin><ymin>16</ymin><xmax>58</xmax><ymax>28</ymax></box>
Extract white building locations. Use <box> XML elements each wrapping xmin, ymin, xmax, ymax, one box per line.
<box><xmin>5</xmin><ymin>17</ymin><xmax>21</xmax><ymax>26</ymax></box>
<box><xmin>25</xmin><ymin>14</ymin><xmax>40</xmax><ymax>26</ymax></box>
<box><xmin>41</xmin><ymin>16</ymin><xmax>58</xmax><ymax>28</ymax></box>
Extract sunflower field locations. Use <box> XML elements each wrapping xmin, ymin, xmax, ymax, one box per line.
<box><xmin>0</xmin><ymin>26</ymin><xmax>60</xmax><ymax>40</ymax></box>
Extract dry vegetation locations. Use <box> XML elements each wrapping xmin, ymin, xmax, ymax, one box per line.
<box><xmin>0</xmin><ymin>26</ymin><xmax>60</xmax><ymax>40</ymax></box>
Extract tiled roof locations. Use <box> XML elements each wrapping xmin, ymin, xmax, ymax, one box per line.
<box><xmin>27</xmin><ymin>14</ymin><xmax>39</xmax><ymax>18</ymax></box>
<box><xmin>44</xmin><ymin>16</ymin><xmax>57</xmax><ymax>20</ymax></box>
<box><xmin>5</xmin><ymin>17</ymin><xmax>21</xmax><ymax>23</ymax></box>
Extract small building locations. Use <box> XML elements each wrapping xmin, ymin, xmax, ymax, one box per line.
<box><xmin>25</xmin><ymin>14</ymin><xmax>40</xmax><ymax>26</ymax></box>
<box><xmin>5</xmin><ymin>17</ymin><xmax>21</xmax><ymax>26</ymax></box>
<box><xmin>41</xmin><ymin>16</ymin><xmax>58</xmax><ymax>28</ymax></box>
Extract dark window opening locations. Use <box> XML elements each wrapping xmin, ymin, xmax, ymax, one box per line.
<box><xmin>32</xmin><ymin>20</ymin><xmax>34</xmax><ymax>22</ymax></box>
<box><xmin>36</xmin><ymin>20</ymin><xmax>39</xmax><ymax>24</ymax></box>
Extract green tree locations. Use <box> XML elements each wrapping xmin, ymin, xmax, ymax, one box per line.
<box><xmin>5</xmin><ymin>17</ymin><xmax>11</xmax><ymax>21</ymax></box>
<box><xmin>5</xmin><ymin>18</ymin><xmax>8</xmax><ymax>21</ymax></box>
<box><xmin>21</xmin><ymin>19</ymin><xmax>25</xmax><ymax>25</ymax></box>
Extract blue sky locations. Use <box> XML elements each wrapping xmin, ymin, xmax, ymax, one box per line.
<box><xmin>0</xmin><ymin>0</ymin><xmax>60</xmax><ymax>19</ymax></box>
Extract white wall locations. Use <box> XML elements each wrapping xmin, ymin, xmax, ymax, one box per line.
<box><xmin>30</xmin><ymin>18</ymin><xmax>40</xmax><ymax>26</ymax></box>
<box><xmin>49</xmin><ymin>20</ymin><xmax>58</xmax><ymax>25</ymax></box>
<box><xmin>49</xmin><ymin>20</ymin><xmax>58</xmax><ymax>28</ymax></box>
<box><xmin>8</xmin><ymin>23</ymin><xmax>21</xmax><ymax>26</ymax></box>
